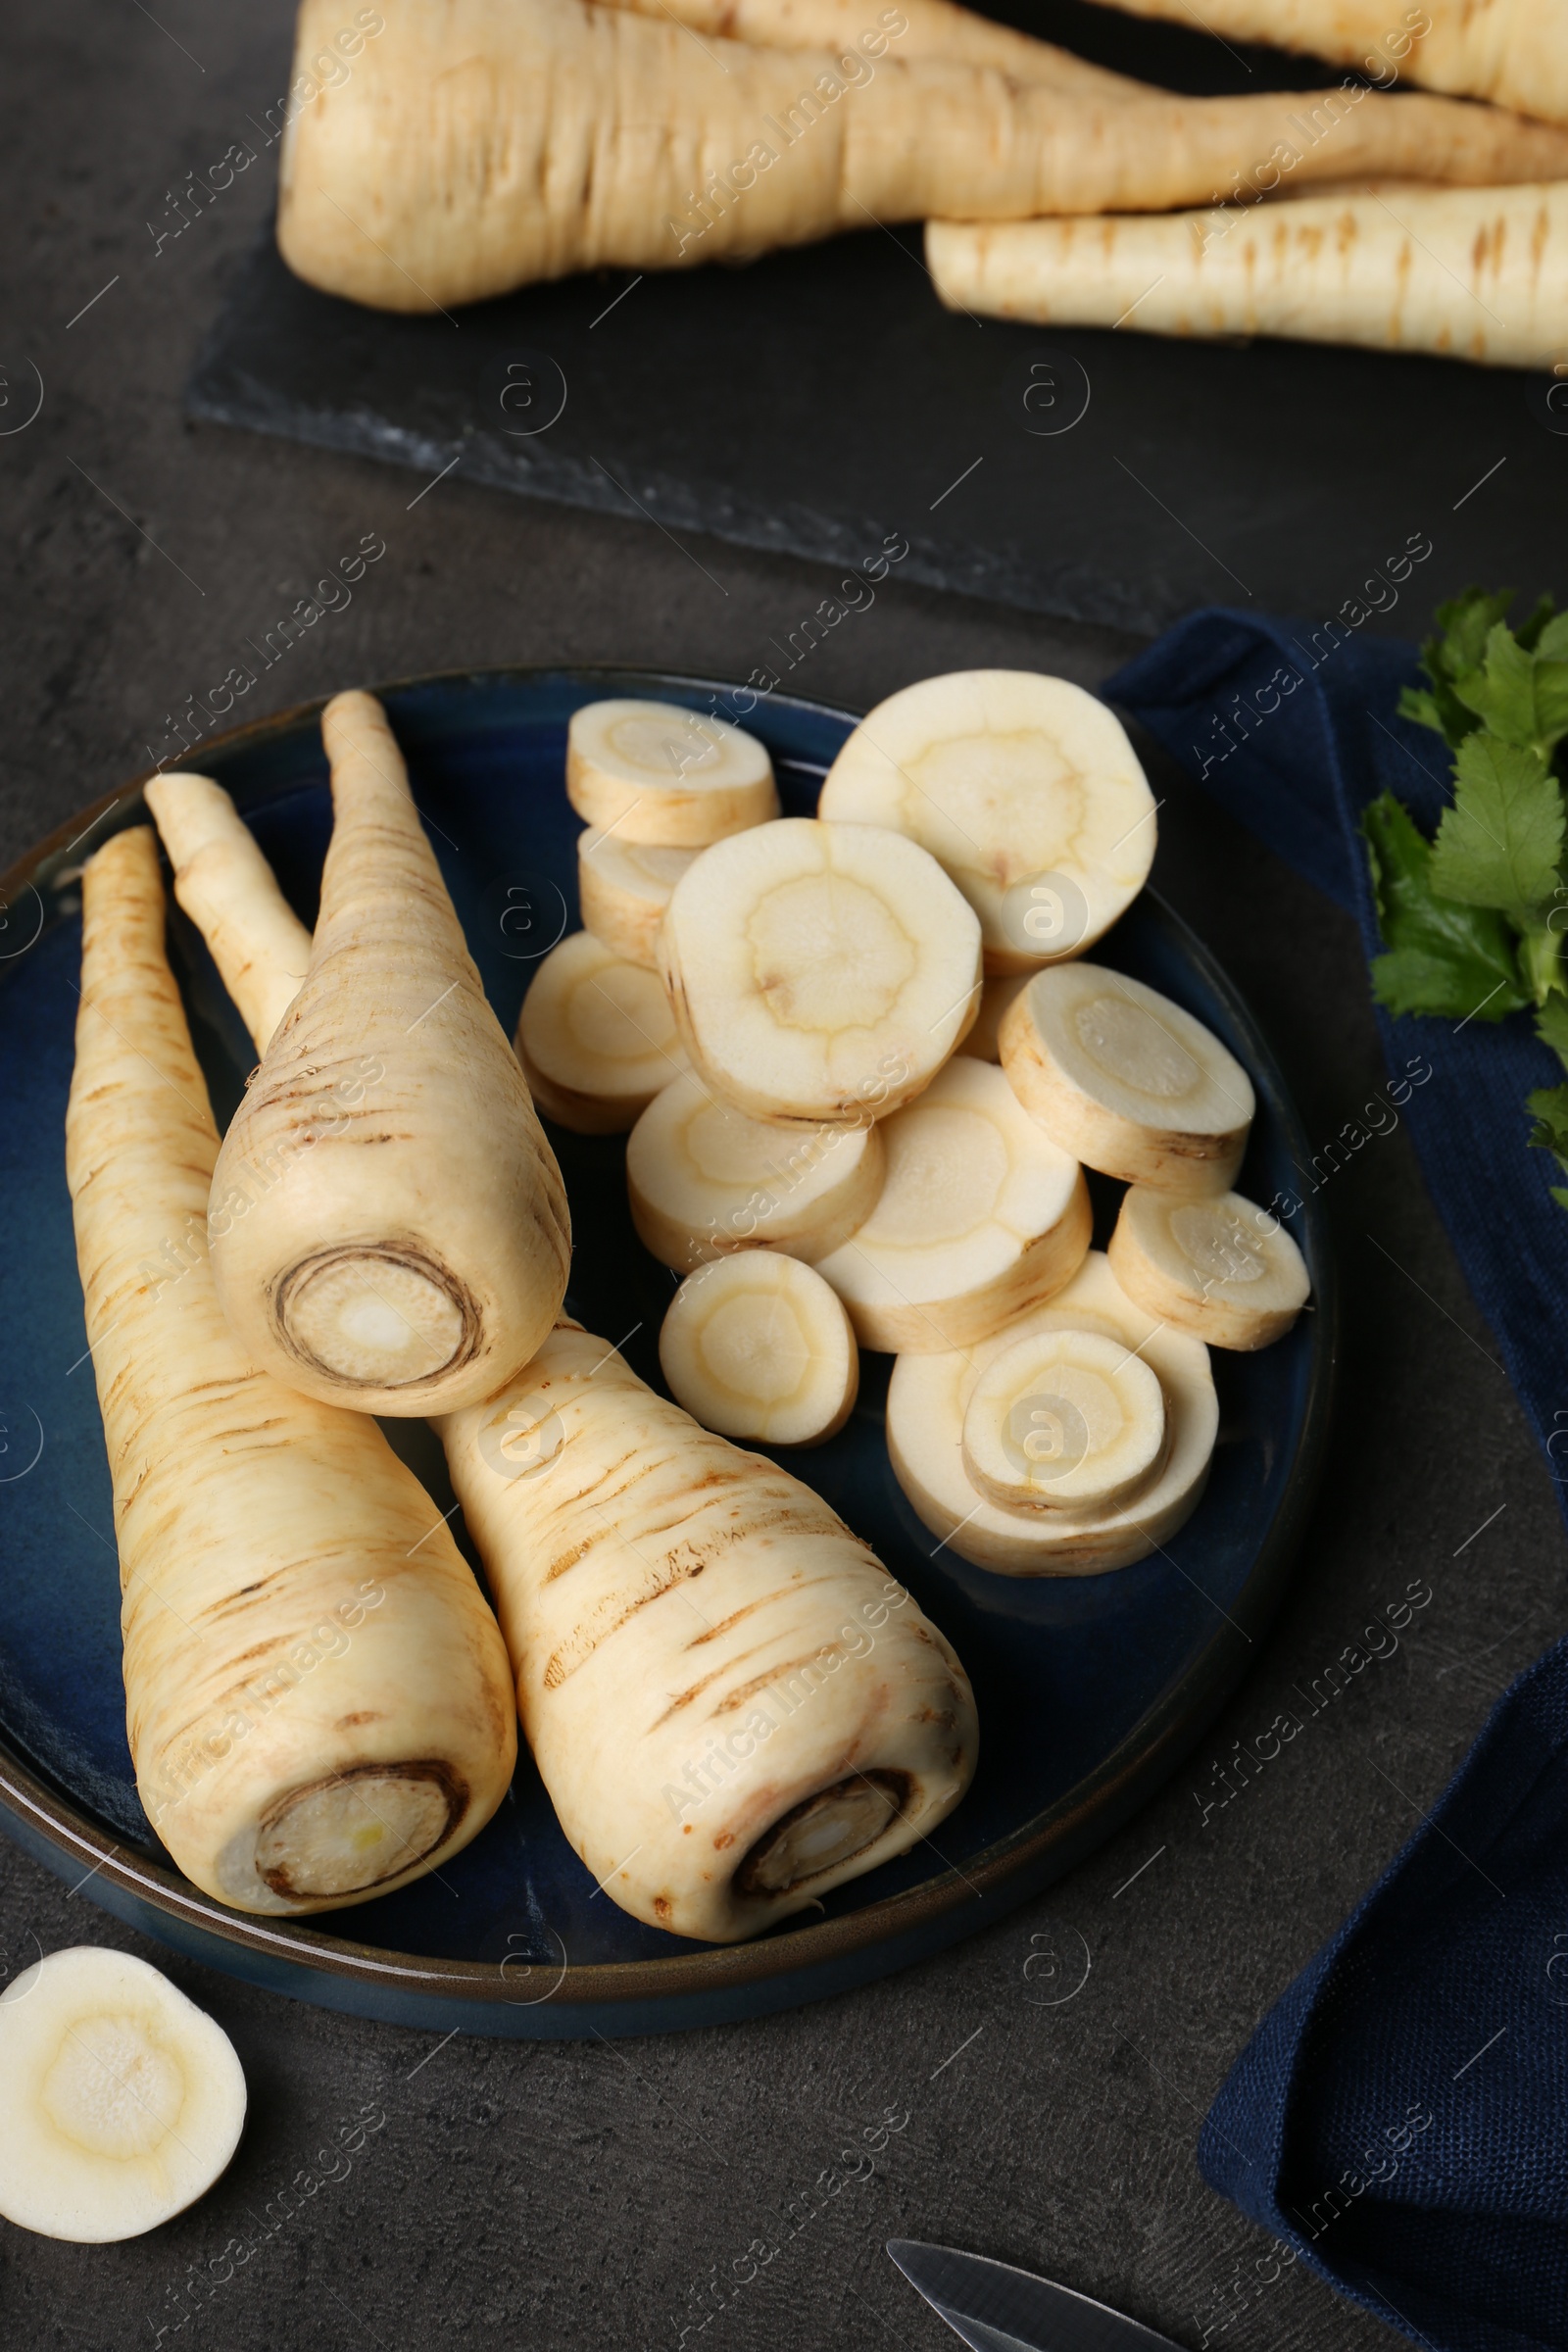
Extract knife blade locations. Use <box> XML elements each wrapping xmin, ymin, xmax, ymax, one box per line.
<box><xmin>887</xmin><ymin>2239</ymin><xmax>1189</xmax><ymax>2352</ymax></box>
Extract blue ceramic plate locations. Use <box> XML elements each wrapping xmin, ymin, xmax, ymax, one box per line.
<box><xmin>0</xmin><ymin>670</ymin><xmax>1334</xmax><ymax>2037</ymax></box>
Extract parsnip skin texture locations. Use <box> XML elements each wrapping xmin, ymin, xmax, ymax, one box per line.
<box><xmin>145</xmin><ymin>773</ymin><xmax>313</xmax><ymax>1052</ymax></box>
<box><xmin>66</xmin><ymin>830</ymin><xmax>517</xmax><ymax>1915</ymax></box>
<box><xmin>208</xmin><ymin>693</ymin><xmax>571</xmax><ymax>1414</ymax></box>
<box><xmin>437</xmin><ymin>1324</ymin><xmax>978</xmax><ymax>1942</ymax></box>
<box><xmin>928</xmin><ymin>185</ymin><xmax>1568</xmax><ymax>370</ymax></box>
<box><xmin>275</xmin><ymin>0</ymin><xmax>1568</xmax><ymax>311</ymax></box>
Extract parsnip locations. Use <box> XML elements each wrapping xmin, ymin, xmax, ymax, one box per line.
<box><xmin>886</xmin><ymin>1252</ymin><xmax>1217</xmax><ymax>1575</ymax></box>
<box><xmin>276</xmin><ymin>0</ymin><xmax>1568</xmax><ymax>311</ymax></box>
<box><xmin>1001</xmin><ymin>962</ymin><xmax>1253</xmax><ymax>1197</ymax></box>
<box><xmin>628</xmin><ymin>1067</ymin><xmax>885</xmax><ymax>1266</ymax></box>
<box><xmin>567</xmin><ymin>700</ymin><xmax>778</xmax><ymax>846</ymax></box>
<box><xmin>967</xmin><ymin>972</ymin><xmax>1030</xmax><ymax>1064</ymax></box>
<box><xmin>0</xmin><ymin>1949</ymin><xmax>246</xmax><ymax>2243</ymax></box>
<box><xmin>437</xmin><ymin>1323</ymin><xmax>978</xmax><ymax>1941</ymax></box>
<box><xmin>206</xmin><ymin>693</ymin><xmax>570</xmax><ymax>1413</ymax></box>
<box><xmin>661</xmin><ymin>1250</ymin><xmax>858</xmax><ymax>1444</ymax></box>
<box><xmin>517</xmin><ymin>929</ymin><xmax>691</xmax><ymax>1131</ymax></box>
<box><xmin>813</xmin><ymin>1055</ymin><xmax>1091</xmax><ymax>1352</ymax></box>
<box><xmin>927</xmin><ymin>186</ymin><xmax>1568</xmax><ymax>371</ymax></box>
<box><xmin>660</xmin><ymin>817</ymin><xmax>981</xmax><ymax>1126</ymax></box>
<box><xmin>1108</xmin><ymin>1185</ymin><xmax>1309</xmax><ymax>1349</ymax></box>
<box><xmin>819</xmin><ymin>672</ymin><xmax>1156</xmax><ymax>973</ymax></box>
<box><xmin>961</xmin><ymin>1325</ymin><xmax>1169</xmax><ymax>1514</ymax></box>
<box><xmin>578</xmin><ymin>827</ymin><xmax>699</xmax><ymax>967</ymax></box>
<box><xmin>145</xmin><ymin>773</ymin><xmax>312</xmax><ymax>1053</ymax></box>
<box><xmin>67</xmin><ymin>829</ymin><xmax>517</xmax><ymax>1914</ymax></box>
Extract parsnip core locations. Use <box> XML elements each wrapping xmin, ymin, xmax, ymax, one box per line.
<box><xmin>748</xmin><ymin>876</ymin><xmax>915</xmax><ymax>1031</ymax></box>
<box><xmin>279</xmin><ymin>1249</ymin><xmax>471</xmax><ymax>1387</ymax></box>
<box><xmin>41</xmin><ymin>2018</ymin><xmax>186</xmax><ymax>2161</ymax></box>
<box><xmin>255</xmin><ymin>1763</ymin><xmax>465</xmax><ymax>1898</ymax></box>
<box><xmin>737</xmin><ymin>1771</ymin><xmax>909</xmax><ymax>1895</ymax></box>
<box><xmin>1073</xmin><ymin>996</ymin><xmax>1201</xmax><ymax>1099</ymax></box>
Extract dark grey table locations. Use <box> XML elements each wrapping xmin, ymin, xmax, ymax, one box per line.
<box><xmin>1</xmin><ymin>8</ymin><xmax>1559</xmax><ymax>2349</ymax></box>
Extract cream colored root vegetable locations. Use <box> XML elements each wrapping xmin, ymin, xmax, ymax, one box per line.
<box><xmin>0</xmin><ymin>1949</ymin><xmax>246</xmax><ymax>2242</ymax></box>
<box><xmin>276</xmin><ymin>0</ymin><xmax>1568</xmax><ymax>312</ymax></box>
<box><xmin>578</xmin><ymin>828</ymin><xmax>699</xmax><ymax>967</ymax></box>
<box><xmin>927</xmin><ymin>186</ymin><xmax>1568</xmax><ymax>371</ymax></box>
<box><xmin>1001</xmin><ymin>962</ymin><xmax>1253</xmax><ymax>1197</ymax></box>
<box><xmin>208</xmin><ymin>693</ymin><xmax>570</xmax><ymax>1413</ymax></box>
<box><xmin>67</xmin><ymin>829</ymin><xmax>517</xmax><ymax>1914</ymax></box>
<box><xmin>961</xmin><ymin>1325</ymin><xmax>1169</xmax><ymax>1515</ymax></box>
<box><xmin>1108</xmin><ymin>1185</ymin><xmax>1309</xmax><ymax>1349</ymax></box>
<box><xmin>819</xmin><ymin>671</ymin><xmax>1156</xmax><ymax>972</ymax></box>
<box><xmin>437</xmin><ymin>1324</ymin><xmax>977</xmax><ymax>1941</ymax></box>
<box><xmin>628</xmin><ymin>1068</ymin><xmax>885</xmax><ymax>1267</ymax></box>
<box><xmin>886</xmin><ymin>1252</ymin><xmax>1217</xmax><ymax>1575</ymax></box>
<box><xmin>567</xmin><ymin>700</ymin><xmax>778</xmax><ymax>846</ymax></box>
<box><xmin>660</xmin><ymin>817</ymin><xmax>981</xmax><ymax>1126</ymax></box>
<box><xmin>661</xmin><ymin>1250</ymin><xmax>858</xmax><ymax>1444</ymax></box>
<box><xmin>814</xmin><ymin>1055</ymin><xmax>1090</xmax><ymax>1351</ymax></box>
<box><xmin>145</xmin><ymin>773</ymin><xmax>312</xmax><ymax>1051</ymax></box>
<box><xmin>517</xmin><ymin>930</ymin><xmax>691</xmax><ymax>1131</ymax></box>
<box><xmin>968</xmin><ymin>973</ymin><xmax>1030</xmax><ymax>1063</ymax></box>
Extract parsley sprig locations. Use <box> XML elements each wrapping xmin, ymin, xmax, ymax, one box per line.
<box><xmin>1363</xmin><ymin>587</ymin><xmax>1568</xmax><ymax>1206</ymax></box>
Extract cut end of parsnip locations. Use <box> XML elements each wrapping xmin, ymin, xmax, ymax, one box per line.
<box><xmin>627</xmin><ymin>1068</ymin><xmax>886</xmax><ymax>1268</ymax></box>
<box><xmin>818</xmin><ymin>670</ymin><xmax>1155</xmax><ymax>971</ymax></box>
<box><xmin>577</xmin><ymin>828</ymin><xmax>698</xmax><ymax>967</ymax></box>
<box><xmin>961</xmin><ymin>1325</ymin><xmax>1168</xmax><ymax>1513</ymax></box>
<box><xmin>516</xmin><ymin>929</ymin><xmax>690</xmax><ymax>1132</ymax></box>
<box><xmin>1000</xmin><ymin>960</ymin><xmax>1253</xmax><ymax>1195</ymax></box>
<box><xmin>1108</xmin><ymin>1185</ymin><xmax>1309</xmax><ymax>1349</ymax></box>
<box><xmin>566</xmin><ymin>700</ymin><xmax>779</xmax><ymax>846</ymax></box>
<box><xmin>660</xmin><ymin>817</ymin><xmax>981</xmax><ymax>1126</ymax></box>
<box><xmin>660</xmin><ymin>1250</ymin><xmax>858</xmax><ymax>1446</ymax></box>
<box><xmin>0</xmin><ymin>1948</ymin><xmax>246</xmax><ymax>2242</ymax></box>
<box><xmin>276</xmin><ymin>1246</ymin><xmax>475</xmax><ymax>1390</ymax></box>
<box><xmin>814</xmin><ymin>1054</ymin><xmax>1090</xmax><ymax>1352</ymax></box>
<box><xmin>253</xmin><ymin>1761</ymin><xmax>466</xmax><ymax>1898</ymax></box>
<box><xmin>736</xmin><ymin>1769</ymin><xmax>909</xmax><ymax>1895</ymax></box>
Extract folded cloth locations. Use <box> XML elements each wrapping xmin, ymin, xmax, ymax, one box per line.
<box><xmin>1104</xmin><ymin>614</ymin><xmax>1568</xmax><ymax>2352</ymax></box>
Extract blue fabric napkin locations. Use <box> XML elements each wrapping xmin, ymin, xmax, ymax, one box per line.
<box><xmin>1103</xmin><ymin>615</ymin><xmax>1568</xmax><ymax>2352</ymax></box>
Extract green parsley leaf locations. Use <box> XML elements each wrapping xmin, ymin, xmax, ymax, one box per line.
<box><xmin>1362</xmin><ymin>791</ymin><xmax>1529</xmax><ymax>1022</ymax></box>
<box><xmin>1400</xmin><ymin>588</ymin><xmax>1522</xmax><ymax>752</ymax></box>
<box><xmin>1528</xmin><ymin>1081</ymin><xmax>1568</xmax><ymax>1165</ymax></box>
<box><xmin>1451</xmin><ymin>621</ymin><xmax>1568</xmax><ymax>759</ymax></box>
<box><xmin>1428</xmin><ymin>733</ymin><xmax>1565</xmax><ymax>913</ymax></box>
<box><xmin>1537</xmin><ymin>994</ymin><xmax>1568</xmax><ymax>1074</ymax></box>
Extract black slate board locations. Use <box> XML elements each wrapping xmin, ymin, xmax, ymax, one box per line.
<box><xmin>184</xmin><ymin>0</ymin><xmax>1568</xmax><ymax>634</ymax></box>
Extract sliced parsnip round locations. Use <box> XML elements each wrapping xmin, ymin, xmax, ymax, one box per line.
<box><xmin>577</xmin><ymin>828</ymin><xmax>698</xmax><ymax>967</ymax></box>
<box><xmin>961</xmin><ymin>1326</ymin><xmax>1168</xmax><ymax>1513</ymax></box>
<box><xmin>627</xmin><ymin>1069</ymin><xmax>885</xmax><ymax>1269</ymax></box>
<box><xmin>966</xmin><ymin>971</ymin><xmax>1031</xmax><ymax>1063</ymax></box>
<box><xmin>1000</xmin><ymin>960</ymin><xmax>1253</xmax><ymax>1196</ymax></box>
<box><xmin>1109</xmin><ymin>1185</ymin><xmax>1309</xmax><ymax>1349</ymax></box>
<box><xmin>0</xmin><ymin>1948</ymin><xmax>246</xmax><ymax>2242</ymax></box>
<box><xmin>886</xmin><ymin>1251</ymin><xmax>1218</xmax><ymax>1575</ymax></box>
<box><xmin>660</xmin><ymin>1251</ymin><xmax>858</xmax><ymax>1446</ymax></box>
<box><xmin>660</xmin><ymin>817</ymin><xmax>981</xmax><ymax>1126</ymax></box>
<box><xmin>566</xmin><ymin>700</ymin><xmax>779</xmax><ymax>846</ymax></box>
<box><xmin>813</xmin><ymin>1055</ymin><xmax>1090</xmax><ymax>1352</ymax></box>
<box><xmin>516</xmin><ymin>930</ymin><xmax>690</xmax><ymax>1132</ymax></box>
<box><xmin>817</xmin><ymin>669</ymin><xmax>1156</xmax><ymax>973</ymax></box>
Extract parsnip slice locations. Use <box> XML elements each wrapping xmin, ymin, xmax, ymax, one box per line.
<box><xmin>1001</xmin><ymin>960</ymin><xmax>1253</xmax><ymax>1195</ymax></box>
<box><xmin>961</xmin><ymin>1326</ymin><xmax>1168</xmax><ymax>1513</ymax></box>
<box><xmin>578</xmin><ymin>828</ymin><xmax>698</xmax><ymax>967</ymax></box>
<box><xmin>0</xmin><ymin>1949</ymin><xmax>246</xmax><ymax>2242</ymax></box>
<box><xmin>967</xmin><ymin>971</ymin><xmax>1031</xmax><ymax>1063</ymax></box>
<box><xmin>660</xmin><ymin>817</ymin><xmax>982</xmax><ymax>1125</ymax></box>
<box><xmin>813</xmin><ymin>1055</ymin><xmax>1090</xmax><ymax>1352</ymax></box>
<box><xmin>818</xmin><ymin>670</ymin><xmax>1155</xmax><ymax>973</ymax></box>
<box><xmin>516</xmin><ymin>930</ymin><xmax>690</xmax><ymax>1132</ymax></box>
<box><xmin>886</xmin><ymin>1252</ymin><xmax>1217</xmax><ymax>1575</ymax></box>
<box><xmin>566</xmin><ymin>700</ymin><xmax>779</xmax><ymax>846</ymax></box>
<box><xmin>661</xmin><ymin>1251</ymin><xmax>858</xmax><ymax>1446</ymax></box>
<box><xmin>1109</xmin><ymin>1185</ymin><xmax>1309</xmax><ymax>1349</ymax></box>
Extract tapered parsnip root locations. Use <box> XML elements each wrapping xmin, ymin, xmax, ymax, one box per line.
<box><xmin>927</xmin><ymin>187</ymin><xmax>1568</xmax><ymax>370</ymax></box>
<box><xmin>578</xmin><ymin>829</ymin><xmax>698</xmax><ymax>967</ymax></box>
<box><xmin>661</xmin><ymin>1250</ymin><xmax>858</xmax><ymax>1444</ymax></box>
<box><xmin>961</xmin><ymin>1326</ymin><xmax>1170</xmax><ymax>1514</ymax></box>
<box><xmin>517</xmin><ymin>930</ymin><xmax>691</xmax><ymax>1131</ymax></box>
<box><xmin>208</xmin><ymin>693</ymin><xmax>570</xmax><ymax>1411</ymax></box>
<box><xmin>567</xmin><ymin>700</ymin><xmax>778</xmax><ymax>845</ymax></box>
<box><xmin>660</xmin><ymin>817</ymin><xmax>981</xmax><ymax>1125</ymax></box>
<box><xmin>1000</xmin><ymin>962</ymin><xmax>1253</xmax><ymax>1197</ymax></box>
<box><xmin>276</xmin><ymin>0</ymin><xmax>1568</xmax><ymax>311</ymax></box>
<box><xmin>437</xmin><ymin>1324</ymin><xmax>977</xmax><ymax>1940</ymax></box>
<box><xmin>886</xmin><ymin>1253</ymin><xmax>1217</xmax><ymax>1574</ymax></box>
<box><xmin>814</xmin><ymin>1056</ymin><xmax>1090</xmax><ymax>1352</ymax></box>
<box><xmin>819</xmin><ymin>672</ymin><xmax>1156</xmax><ymax>972</ymax></box>
<box><xmin>145</xmin><ymin>773</ymin><xmax>312</xmax><ymax>1052</ymax></box>
<box><xmin>1108</xmin><ymin>1186</ymin><xmax>1309</xmax><ymax>1349</ymax></box>
<box><xmin>0</xmin><ymin>1949</ymin><xmax>246</xmax><ymax>2242</ymax></box>
<box><xmin>67</xmin><ymin>830</ymin><xmax>517</xmax><ymax>1913</ymax></box>
<box><xmin>628</xmin><ymin>1068</ymin><xmax>885</xmax><ymax>1267</ymax></box>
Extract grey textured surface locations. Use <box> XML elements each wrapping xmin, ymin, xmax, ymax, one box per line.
<box><xmin>1</xmin><ymin>6</ymin><xmax>1562</xmax><ymax>2350</ymax></box>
